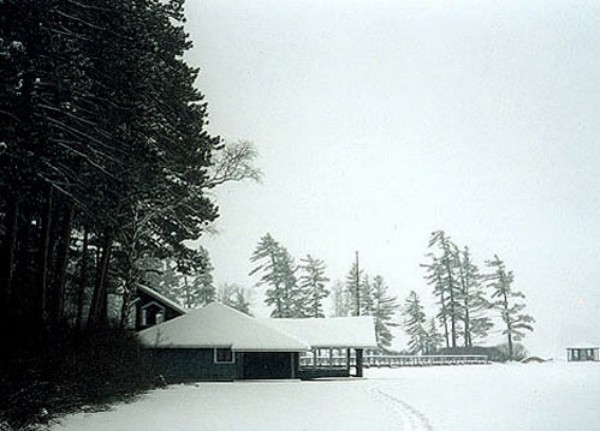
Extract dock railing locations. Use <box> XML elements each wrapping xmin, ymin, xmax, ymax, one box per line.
<box><xmin>363</xmin><ymin>354</ymin><xmax>488</xmax><ymax>367</ymax></box>
<box><xmin>299</xmin><ymin>353</ymin><xmax>488</xmax><ymax>368</ymax></box>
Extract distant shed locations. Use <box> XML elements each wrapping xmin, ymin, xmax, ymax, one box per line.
<box><xmin>567</xmin><ymin>344</ymin><xmax>599</xmax><ymax>362</ymax></box>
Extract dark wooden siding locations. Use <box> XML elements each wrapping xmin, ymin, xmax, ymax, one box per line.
<box><xmin>144</xmin><ymin>348</ymin><xmax>239</xmax><ymax>382</ymax></box>
<box><xmin>145</xmin><ymin>349</ymin><xmax>301</xmax><ymax>381</ymax></box>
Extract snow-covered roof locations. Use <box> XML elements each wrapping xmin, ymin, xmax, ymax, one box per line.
<box><xmin>137</xmin><ymin>284</ymin><xmax>187</xmax><ymax>315</ymax></box>
<box><xmin>567</xmin><ymin>342</ymin><xmax>600</xmax><ymax>349</ymax></box>
<box><xmin>261</xmin><ymin>316</ymin><xmax>378</xmax><ymax>349</ymax></box>
<box><xmin>137</xmin><ymin>302</ymin><xmax>310</xmax><ymax>352</ymax></box>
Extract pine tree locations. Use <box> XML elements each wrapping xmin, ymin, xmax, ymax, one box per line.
<box><xmin>485</xmin><ymin>255</ymin><xmax>535</xmax><ymax>360</ymax></box>
<box><xmin>175</xmin><ymin>248</ymin><xmax>215</xmax><ymax>309</ymax></box>
<box><xmin>359</xmin><ymin>274</ymin><xmax>375</xmax><ymax>316</ymax></box>
<box><xmin>402</xmin><ymin>291</ymin><xmax>427</xmax><ymax>355</ymax></box>
<box><xmin>371</xmin><ymin>275</ymin><xmax>399</xmax><ymax>349</ymax></box>
<box><xmin>457</xmin><ymin>246</ymin><xmax>493</xmax><ymax>346</ymax></box>
<box><xmin>298</xmin><ymin>254</ymin><xmax>330</xmax><ymax>318</ymax></box>
<box><xmin>426</xmin><ymin>231</ymin><xmax>463</xmax><ymax>348</ymax></box>
<box><xmin>190</xmin><ymin>248</ymin><xmax>216</xmax><ymax>307</ymax></box>
<box><xmin>249</xmin><ymin>233</ymin><xmax>299</xmax><ymax>318</ymax></box>
<box><xmin>344</xmin><ymin>261</ymin><xmax>364</xmax><ymax>316</ymax></box>
<box><xmin>422</xmin><ymin>254</ymin><xmax>450</xmax><ymax>348</ymax></box>
<box><xmin>157</xmin><ymin>261</ymin><xmax>182</xmax><ymax>302</ymax></box>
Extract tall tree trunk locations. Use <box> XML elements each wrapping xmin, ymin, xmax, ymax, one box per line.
<box><xmin>440</xmin><ymin>301</ymin><xmax>450</xmax><ymax>349</ymax></box>
<box><xmin>437</xmin><ymin>273</ymin><xmax>450</xmax><ymax>349</ymax></box>
<box><xmin>119</xmin><ymin>271</ymin><xmax>137</xmax><ymax>329</ymax></box>
<box><xmin>50</xmin><ymin>202</ymin><xmax>75</xmax><ymax>326</ymax></box>
<box><xmin>463</xmin><ymin>305</ymin><xmax>471</xmax><ymax>348</ymax></box>
<box><xmin>0</xmin><ymin>200</ymin><xmax>19</xmax><ymax>316</ymax></box>
<box><xmin>446</xmin><ymin>268</ymin><xmax>457</xmax><ymax>349</ymax></box>
<box><xmin>502</xmin><ymin>290</ymin><xmax>513</xmax><ymax>360</ymax></box>
<box><xmin>459</xmin><ymin>262</ymin><xmax>471</xmax><ymax>348</ymax></box>
<box><xmin>36</xmin><ymin>185</ymin><xmax>54</xmax><ymax>333</ymax></box>
<box><xmin>87</xmin><ymin>232</ymin><xmax>112</xmax><ymax>329</ymax></box>
<box><xmin>15</xmin><ymin>204</ymin><xmax>35</xmax><ymax>325</ymax></box>
<box><xmin>75</xmin><ymin>228</ymin><xmax>89</xmax><ymax>332</ymax></box>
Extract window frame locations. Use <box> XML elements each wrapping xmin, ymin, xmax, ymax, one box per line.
<box><xmin>140</xmin><ymin>301</ymin><xmax>166</xmax><ymax>326</ymax></box>
<box><xmin>214</xmin><ymin>347</ymin><xmax>235</xmax><ymax>364</ymax></box>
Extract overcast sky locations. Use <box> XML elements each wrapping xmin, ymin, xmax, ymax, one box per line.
<box><xmin>185</xmin><ymin>0</ymin><xmax>600</xmax><ymax>357</ymax></box>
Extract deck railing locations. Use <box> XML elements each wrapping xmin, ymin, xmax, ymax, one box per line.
<box><xmin>299</xmin><ymin>353</ymin><xmax>488</xmax><ymax>368</ymax></box>
<box><xmin>363</xmin><ymin>354</ymin><xmax>488</xmax><ymax>367</ymax></box>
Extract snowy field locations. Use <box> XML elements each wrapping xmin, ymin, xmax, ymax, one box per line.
<box><xmin>50</xmin><ymin>362</ymin><xmax>599</xmax><ymax>431</ymax></box>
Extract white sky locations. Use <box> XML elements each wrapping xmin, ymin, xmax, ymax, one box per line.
<box><xmin>185</xmin><ymin>0</ymin><xmax>600</xmax><ymax>357</ymax></box>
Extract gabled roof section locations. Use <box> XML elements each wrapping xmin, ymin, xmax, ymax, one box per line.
<box><xmin>261</xmin><ymin>316</ymin><xmax>378</xmax><ymax>349</ymax></box>
<box><xmin>137</xmin><ymin>284</ymin><xmax>187</xmax><ymax>315</ymax></box>
<box><xmin>137</xmin><ymin>302</ymin><xmax>310</xmax><ymax>352</ymax></box>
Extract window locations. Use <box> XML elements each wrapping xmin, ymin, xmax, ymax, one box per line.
<box><xmin>140</xmin><ymin>301</ymin><xmax>166</xmax><ymax>327</ymax></box>
<box><xmin>215</xmin><ymin>348</ymin><xmax>234</xmax><ymax>364</ymax></box>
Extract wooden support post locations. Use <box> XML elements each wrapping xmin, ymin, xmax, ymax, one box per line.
<box><xmin>346</xmin><ymin>348</ymin><xmax>351</xmax><ymax>374</ymax></box>
<box><xmin>356</xmin><ymin>348</ymin><xmax>364</xmax><ymax>378</ymax></box>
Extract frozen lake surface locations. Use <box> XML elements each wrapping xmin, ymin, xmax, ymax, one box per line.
<box><xmin>50</xmin><ymin>361</ymin><xmax>599</xmax><ymax>430</ymax></box>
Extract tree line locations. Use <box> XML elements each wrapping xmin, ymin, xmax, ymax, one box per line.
<box><xmin>402</xmin><ymin>230</ymin><xmax>535</xmax><ymax>360</ymax></box>
<box><xmin>0</xmin><ymin>0</ymin><xmax>245</xmax><ymax>345</ymax></box>
<box><xmin>0</xmin><ymin>1</ymin><xmax>247</xmax><ymax>425</ymax></box>
<box><xmin>249</xmin><ymin>233</ymin><xmax>400</xmax><ymax>349</ymax></box>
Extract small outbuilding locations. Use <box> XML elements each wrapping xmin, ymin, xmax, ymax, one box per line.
<box><xmin>137</xmin><ymin>302</ymin><xmax>377</xmax><ymax>382</ymax></box>
<box><xmin>567</xmin><ymin>344</ymin><xmax>600</xmax><ymax>362</ymax></box>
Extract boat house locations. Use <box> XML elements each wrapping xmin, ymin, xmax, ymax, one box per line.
<box><xmin>567</xmin><ymin>344</ymin><xmax>600</xmax><ymax>362</ymax></box>
<box><xmin>137</xmin><ymin>302</ymin><xmax>377</xmax><ymax>382</ymax></box>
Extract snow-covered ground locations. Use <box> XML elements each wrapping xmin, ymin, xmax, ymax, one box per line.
<box><xmin>50</xmin><ymin>361</ymin><xmax>599</xmax><ymax>431</ymax></box>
